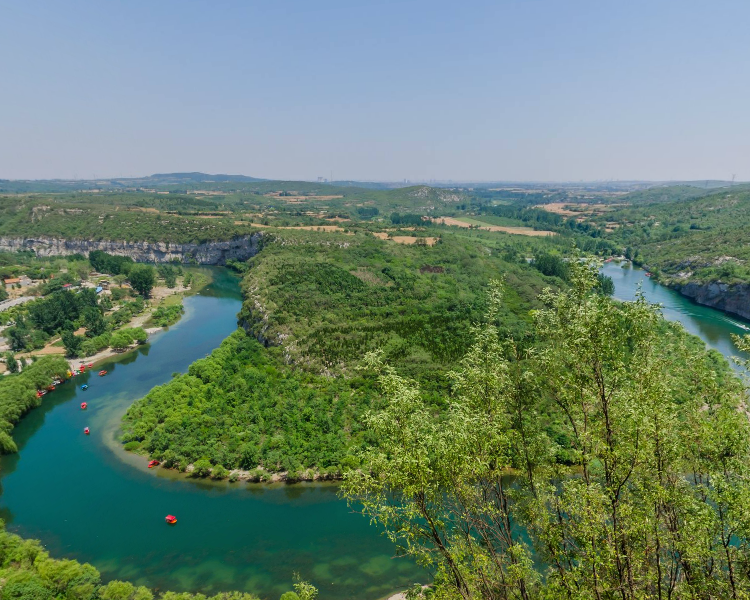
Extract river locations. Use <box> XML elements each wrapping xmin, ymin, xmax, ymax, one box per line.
<box><xmin>2</xmin><ymin>264</ymin><xmax>748</xmax><ymax>600</ymax></box>
<box><xmin>602</xmin><ymin>261</ymin><xmax>750</xmax><ymax>368</ymax></box>
<box><xmin>0</xmin><ymin>268</ymin><xmax>424</xmax><ymax>600</ymax></box>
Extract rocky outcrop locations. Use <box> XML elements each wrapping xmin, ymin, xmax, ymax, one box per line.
<box><xmin>0</xmin><ymin>234</ymin><xmax>263</xmax><ymax>265</ymax></box>
<box><xmin>677</xmin><ymin>281</ymin><xmax>750</xmax><ymax>320</ymax></box>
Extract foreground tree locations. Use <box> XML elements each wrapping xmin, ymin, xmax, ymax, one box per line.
<box><xmin>343</xmin><ymin>261</ymin><xmax>750</xmax><ymax>599</ymax></box>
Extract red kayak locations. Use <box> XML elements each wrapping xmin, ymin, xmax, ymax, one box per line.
<box><xmin>165</xmin><ymin>515</ymin><xmax>177</xmax><ymax>524</ymax></box>
<box><xmin>84</xmin><ymin>427</ymin><xmax>90</xmax><ymax>435</ymax></box>
<box><xmin>98</xmin><ymin>370</ymin><xmax>107</xmax><ymax>376</ymax></box>
<box><xmin>81</xmin><ymin>402</ymin><xmax>87</xmax><ymax>410</ymax></box>
<box><xmin>148</xmin><ymin>460</ymin><xmax>160</xmax><ymax>468</ymax></box>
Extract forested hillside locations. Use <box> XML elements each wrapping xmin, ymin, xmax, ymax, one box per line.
<box><xmin>596</xmin><ymin>188</ymin><xmax>750</xmax><ymax>284</ymax></box>
<box><xmin>122</xmin><ymin>231</ymin><xmax>732</xmax><ymax>484</ymax></box>
<box><xmin>122</xmin><ymin>230</ymin><xmax>565</xmax><ymax>477</ymax></box>
<box><xmin>238</xmin><ymin>231</ymin><xmax>559</xmax><ymax>386</ymax></box>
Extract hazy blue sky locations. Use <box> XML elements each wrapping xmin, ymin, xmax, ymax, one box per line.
<box><xmin>1</xmin><ymin>0</ymin><xmax>748</xmax><ymax>181</ymax></box>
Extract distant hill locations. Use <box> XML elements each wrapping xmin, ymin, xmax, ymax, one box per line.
<box><xmin>142</xmin><ymin>172</ymin><xmax>266</xmax><ymax>185</ymax></box>
<box><xmin>619</xmin><ymin>184</ymin><xmax>733</xmax><ymax>205</ymax></box>
<box><xmin>0</xmin><ymin>172</ymin><xmax>265</xmax><ymax>193</ymax></box>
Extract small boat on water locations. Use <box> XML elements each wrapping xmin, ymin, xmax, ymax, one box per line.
<box><xmin>81</xmin><ymin>402</ymin><xmax>87</xmax><ymax>410</ymax></box>
<box><xmin>81</xmin><ymin>384</ymin><xmax>88</xmax><ymax>390</ymax></box>
<box><xmin>84</xmin><ymin>427</ymin><xmax>90</xmax><ymax>435</ymax></box>
<box><xmin>148</xmin><ymin>460</ymin><xmax>160</xmax><ymax>468</ymax></box>
<box><xmin>98</xmin><ymin>370</ymin><xmax>107</xmax><ymax>376</ymax></box>
<box><xmin>46</xmin><ymin>384</ymin><xmax>55</xmax><ymax>392</ymax></box>
<box><xmin>165</xmin><ymin>515</ymin><xmax>177</xmax><ymax>525</ymax></box>
<box><xmin>645</xmin><ymin>272</ymin><xmax>652</xmax><ymax>277</ymax></box>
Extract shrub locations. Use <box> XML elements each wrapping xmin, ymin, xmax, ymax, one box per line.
<box><xmin>211</xmin><ymin>464</ymin><xmax>229</xmax><ymax>479</ymax></box>
<box><xmin>247</xmin><ymin>469</ymin><xmax>264</xmax><ymax>482</ymax></box>
<box><xmin>192</xmin><ymin>458</ymin><xmax>212</xmax><ymax>477</ymax></box>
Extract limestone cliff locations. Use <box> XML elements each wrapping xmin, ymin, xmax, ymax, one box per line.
<box><xmin>677</xmin><ymin>281</ymin><xmax>750</xmax><ymax>321</ymax></box>
<box><xmin>0</xmin><ymin>234</ymin><xmax>263</xmax><ymax>264</ymax></box>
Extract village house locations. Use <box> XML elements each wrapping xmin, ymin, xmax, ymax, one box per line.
<box><xmin>3</xmin><ymin>276</ymin><xmax>32</xmax><ymax>290</ymax></box>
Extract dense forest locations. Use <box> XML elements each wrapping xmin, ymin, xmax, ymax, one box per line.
<box><xmin>121</xmin><ymin>330</ymin><xmax>372</xmax><ymax>478</ymax></box>
<box><xmin>123</xmin><ymin>232</ymin><xmax>567</xmax><ymax>476</ymax></box>
<box><xmin>122</xmin><ymin>233</ymin><xmax>727</xmax><ymax>484</ymax></box>
<box><xmin>238</xmin><ymin>232</ymin><xmax>562</xmax><ymax>389</ymax></box>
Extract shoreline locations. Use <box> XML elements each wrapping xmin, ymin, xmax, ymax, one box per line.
<box><xmin>13</xmin><ymin>268</ymin><xmax>212</xmax><ymax>372</ymax></box>
<box><xmin>65</xmin><ymin>327</ymin><xmax>163</xmax><ymax>371</ymax></box>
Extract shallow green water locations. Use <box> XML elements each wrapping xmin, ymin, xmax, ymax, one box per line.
<box><xmin>0</xmin><ymin>268</ymin><xmax>424</xmax><ymax>600</ymax></box>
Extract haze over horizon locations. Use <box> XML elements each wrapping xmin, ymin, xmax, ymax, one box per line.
<box><xmin>2</xmin><ymin>0</ymin><xmax>748</xmax><ymax>182</ymax></box>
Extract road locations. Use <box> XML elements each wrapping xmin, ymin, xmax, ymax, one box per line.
<box><xmin>0</xmin><ymin>296</ymin><xmax>35</xmax><ymax>312</ymax></box>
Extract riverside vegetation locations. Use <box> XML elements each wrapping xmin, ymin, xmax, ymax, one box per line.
<box><xmin>1</xmin><ymin>250</ymin><xmax>196</xmax><ymax>365</ymax></box>
<box><xmin>3</xmin><ymin>177</ymin><xmax>750</xmax><ymax>599</ymax></box>
<box><xmin>553</xmin><ymin>184</ymin><xmax>750</xmax><ymax>287</ymax></box>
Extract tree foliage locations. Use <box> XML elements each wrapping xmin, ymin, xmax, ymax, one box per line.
<box><xmin>89</xmin><ymin>250</ymin><xmax>134</xmax><ymax>275</ymax></box>
<box><xmin>121</xmin><ymin>331</ymin><xmax>376</xmax><ymax>477</ymax></box>
<box><xmin>343</xmin><ymin>261</ymin><xmax>750</xmax><ymax>599</ymax></box>
<box><xmin>128</xmin><ymin>264</ymin><xmax>156</xmax><ymax>298</ymax></box>
<box><xmin>0</xmin><ymin>356</ymin><xmax>70</xmax><ymax>453</ymax></box>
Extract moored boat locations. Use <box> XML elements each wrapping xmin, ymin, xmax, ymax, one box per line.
<box><xmin>148</xmin><ymin>460</ymin><xmax>160</xmax><ymax>468</ymax></box>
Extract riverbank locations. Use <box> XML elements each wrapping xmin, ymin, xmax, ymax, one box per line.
<box><xmin>65</xmin><ymin>327</ymin><xmax>162</xmax><ymax>371</ymax></box>
<box><xmin>9</xmin><ymin>268</ymin><xmax>213</xmax><ymax>372</ymax></box>
<box><xmin>0</xmin><ymin>267</ymin><xmax>424</xmax><ymax>600</ymax></box>
<box><xmin>602</xmin><ymin>261</ymin><xmax>750</xmax><ymax>367</ymax></box>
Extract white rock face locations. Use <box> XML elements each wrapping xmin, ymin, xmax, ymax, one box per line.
<box><xmin>679</xmin><ymin>280</ymin><xmax>750</xmax><ymax>320</ymax></box>
<box><xmin>0</xmin><ymin>234</ymin><xmax>263</xmax><ymax>264</ymax></box>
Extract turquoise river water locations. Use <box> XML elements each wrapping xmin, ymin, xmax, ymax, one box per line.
<box><xmin>0</xmin><ymin>269</ymin><xmax>424</xmax><ymax>600</ymax></box>
<box><xmin>602</xmin><ymin>261</ymin><xmax>750</xmax><ymax>367</ymax></box>
<box><xmin>1</xmin><ymin>264</ymin><xmax>748</xmax><ymax>600</ymax></box>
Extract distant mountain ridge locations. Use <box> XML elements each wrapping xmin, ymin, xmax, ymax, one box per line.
<box><xmin>143</xmin><ymin>172</ymin><xmax>266</xmax><ymax>184</ymax></box>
